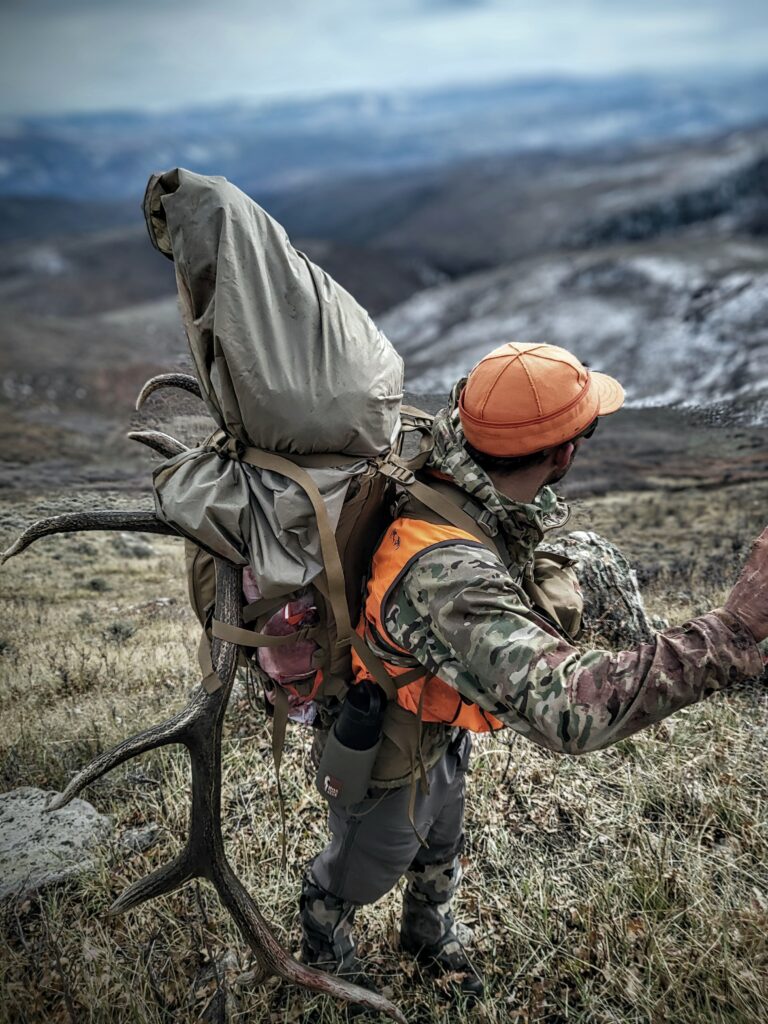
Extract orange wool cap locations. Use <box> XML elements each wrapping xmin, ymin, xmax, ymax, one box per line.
<box><xmin>458</xmin><ymin>342</ymin><xmax>625</xmax><ymax>456</ymax></box>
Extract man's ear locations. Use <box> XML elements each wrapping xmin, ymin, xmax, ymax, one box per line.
<box><xmin>552</xmin><ymin>442</ymin><xmax>575</xmax><ymax>470</ymax></box>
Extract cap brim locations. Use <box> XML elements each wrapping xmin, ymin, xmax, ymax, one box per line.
<box><xmin>591</xmin><ymin>371</ymin><xmax>625</xmax><ymax>415</ymax></box>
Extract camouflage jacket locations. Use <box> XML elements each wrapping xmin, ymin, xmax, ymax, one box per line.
<box><xmin>381</xmin><ymin>388</ymin><xmax>763</xmax><ymax>755</ymax></box>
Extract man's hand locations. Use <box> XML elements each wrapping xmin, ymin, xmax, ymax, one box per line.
<box><xmin>724</xmin><ymin>526</ymin><xmax>768</xmax><ymax>643</ymax></box>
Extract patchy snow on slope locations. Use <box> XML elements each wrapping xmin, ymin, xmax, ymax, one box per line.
<box><xmin>381</xmin><ymin>239</ymin><xmax>768</xmax><ymax>418</ymax></box>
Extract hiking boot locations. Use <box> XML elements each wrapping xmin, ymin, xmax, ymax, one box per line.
<box><xmin>400</xmin><ymin>930</ymin><xmax>485</xmax><ymax>1003</ymax></box>
<box><xmin>299</xmin><ymin>946</ymin><xmax>377</xmax><ymax>990</ymax></box>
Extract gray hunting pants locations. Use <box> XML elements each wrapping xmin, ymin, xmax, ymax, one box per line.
<box><xmin>300</xmin><ymin>731</ymin><xmax>471</xmax><ymax>971</ymax></box>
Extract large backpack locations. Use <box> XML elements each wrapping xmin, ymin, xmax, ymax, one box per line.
<box><xmin>183</xmin><ymin>407</ymin><xmax>446</xmax><ymax>708</ymax></box>
<box><xmin>142</xmin><ymin>169</ymin><xmax>495</xmax><ymax>729</ymax></box>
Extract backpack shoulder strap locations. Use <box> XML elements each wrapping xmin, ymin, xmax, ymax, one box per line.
<box><xmin>378</xmin><ymin>454</ymin><xmax>504</xmax><ymax>560</ymax></box>
<box><xmin>400</xmin><ymin>405</ymin><xmax>434</xmax><ymax>427</ymax></box>
<box><xmin>383</xmin><ymin>410</ymin><xmax>506</xmax><ymax>561</ymax></box>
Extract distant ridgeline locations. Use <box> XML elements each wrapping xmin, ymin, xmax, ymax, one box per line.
<box><xmin>2</xmin><ymin>70</ymin><xmax>767</xmax><ymax>202</ymax></box>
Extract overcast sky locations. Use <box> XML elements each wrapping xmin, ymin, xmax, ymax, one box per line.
<box><xmin>2</xmin><ymin>0</ymin><xmax>767</xmax><ymax>117</ymax></box>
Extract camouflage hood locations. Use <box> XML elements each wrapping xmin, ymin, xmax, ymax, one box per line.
<box><xmin>427</xmin><ymin>380</ymin><xmax>570</xmax><ymax>567</ymax></box>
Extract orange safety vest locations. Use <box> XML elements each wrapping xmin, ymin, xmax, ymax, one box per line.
<box><xmin>351</xmin><ymin>516</ymin><xmax>504</xmax><ymax>733</ymax></box>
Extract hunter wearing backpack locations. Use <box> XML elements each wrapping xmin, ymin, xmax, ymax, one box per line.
<box><xmin>299</xmin><ymin>342</ymin><xmax>768</xmax><ymax>1001</ymax></box>
<box><xmin>136</xmin><ymin>169</ymin><xmax>767</xmax><ymax>1008</ymax></box>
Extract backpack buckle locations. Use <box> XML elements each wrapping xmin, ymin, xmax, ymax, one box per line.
<box><xmin>473</xmin><ymin>509</ymin><xmax>499</xmax><ymax>537</ymax></box>
<box><xmin>212</xmin><ymin>433</ymin><xmax>243</xmax><ymax>461</ymax></box>
<box><xmin>379</xmin><ymin>460</ymin><xmax>416</xmax><ymax>485</ymax></box>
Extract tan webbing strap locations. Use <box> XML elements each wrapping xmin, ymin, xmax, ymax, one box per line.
<box><xmin>380</xmin><ymin>459</ymin><xmax>496</xmax><ymax>551</ymax></box>
<box><xmin>211</xmin><ymin>432</ymin><xmax>362</xmax><ymax>470</ymax></box>
<box><xmin>380</xmin><ymin>455</ymin><xmax>504</xmax><ymax>560</ymax></box>
<box><xmin>276</xmin><ymin>451</ymin><xmax>364</xmax><ymax>469</ymax></box>
<box><xmin>347</xmin><ymin>630</ymin><xmax>398</xmax><ymax>701</ymax></box>
<box><xmin>242</xmin><ymin>594</ymin><xmax>288</xmax><ymax>625</ymax></box>
<box><xmin>406</xmin><ymin>683</ymin><xmax>430</xmax><ymax>848</ymax></box>
<box><xmin>408</xmin><ymin>480</ymin><xmax>494</xmax><ymax>548</ymax></box>
<box><xmin>226</xmin><ymin>445</ymin><xmax>352</xmax><ymax>645</ymax></box>
<box><xmin>211</xmin><ymin>619</ymin><xmax>320</xmax><ymax>648</ymax></box>
<box><xmin>197</xmin><ymin>630</ymin><xmax>223</xmax><ymax>695</ymax></box>
<box><xmin>270</xmin><ymin>684</ymin><xmax>290</xmax><ymax>872</ymax></box>
<box><xmin>393</xmin><ymin>664</ymin><xmax>427</xmax><ymax>686</ymax></box>
<box><xmin>400</xmin><ymin>405</ymin><xmax>434</xmax><ymax>428</ymax></box>
<box><xmin>312</xmin><ymin>571</ymin><xmax>421</xmax><ymax>698</ymax></box>
<box><xmin>419</xmin><ymin>478</ymin><xmax>511</xmax><ymax>567</ymax></box>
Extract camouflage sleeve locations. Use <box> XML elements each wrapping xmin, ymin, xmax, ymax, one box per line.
<box><xmin>383</xmin><ymin>543</ymin><xmax>763</xmax><ymax>754</ymax></box>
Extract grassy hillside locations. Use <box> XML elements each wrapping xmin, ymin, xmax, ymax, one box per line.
<box><xmin>0</xmin><ymin>473</ymin><xmax>766</xmax><ymax>1023</ymax></box>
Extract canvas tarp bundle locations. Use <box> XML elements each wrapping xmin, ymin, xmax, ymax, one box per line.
<box><xmin>142</xmin><ymin>168</ymin><xmax>404</xmax><ymax>596</ymax></box>
<box><xmin>153</xmin><ymin>446</ymin><xmax>362</xmax><ymax>597</ymax></box>
<box><xmin>143</xmin><ymin>167</ymin><xmax>403</xmax><ymax>455</ymax></box>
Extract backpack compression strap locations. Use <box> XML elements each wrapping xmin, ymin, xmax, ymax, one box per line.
<box><xmin>210</xmin><ymin>442</ymin><xmax>354</xmax><ymax>643</ymax></box>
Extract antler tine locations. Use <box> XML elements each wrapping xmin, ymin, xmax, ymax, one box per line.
<box><xmin>109</xmin><ymin>848</ymin><xmax>198</xmax><ymax>916</ymax></box>
<box><xmin>136</xmin><ymin>373</ymin><xmax>203</xmax><ymax>410</ymax></box>
<box><xmin>102</xmin><ymin>564</ymin><xmax>243</xmax><ymax>917</ymax></box>
<box><xmin>91</xmin><ymin>564</ymin><xmax>240</xmax><ymax>919</ymax></box>
<box><xmin>47</xmin><ymin>689</ymin><xmax>209</xmax><ymax>812</ymax></box>
<box><xmin>127</xmin><ymin>430</ymin><xmax>188</xmax><ymax>459</ymax></box>
<box><xmin>1</xmin><ymin>510</ymin><xmax>179</xmax><ymax>564</ymax></box>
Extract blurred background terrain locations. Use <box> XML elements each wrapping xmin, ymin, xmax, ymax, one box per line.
<box><xmin>1</xmin><ymin>68</ymin><xmax>767</xmax><ymax>493</ymax></box>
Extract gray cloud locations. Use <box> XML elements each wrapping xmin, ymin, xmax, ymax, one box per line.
<box><xmin>418</xmin><ymin>0</ymin><xmax>494</xmax><ymax>10</ymax></box>
<box><xmin>1</xmin><ymin>0</ymin><xmax>766</xmax><ymax>116</ymax></box>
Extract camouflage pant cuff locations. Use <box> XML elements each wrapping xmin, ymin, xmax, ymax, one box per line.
<box><xmin>299</xmin><ymin>866</ymin><xmax>358</xmax><ymax>971</ymax></box>
<box><xmin>401</xmin><ymin>855</ymin><xmax>462</xmax><ymax>950</ymax></box>
<box><xmin>404</xmin><ymin>854</ymin><xmax>462</xmax><ymax>903</ymax></box>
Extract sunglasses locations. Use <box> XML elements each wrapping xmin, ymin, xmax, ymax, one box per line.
<box><xmin>578</xmin><ymin>418</ymin><xmax>599</xmax><ymax>440</ymax></box>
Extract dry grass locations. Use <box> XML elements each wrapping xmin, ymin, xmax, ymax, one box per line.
<box><xmin>0</xmin><ymin>482</ymin><xmax>767</xmax><ymax>1024</ymax></box>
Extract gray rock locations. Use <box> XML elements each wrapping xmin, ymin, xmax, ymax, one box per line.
<box><xmin>0</xmin><ymin>786</ymin><xmax>111</xmax><ymax>899</ymax></box>
<box><xmin>542</xmin><ymin>530</ymin><xmax>656</xmax><ymax>648</ymax></box>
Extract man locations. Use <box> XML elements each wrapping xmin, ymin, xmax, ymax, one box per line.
<box><xmin>300</xmin><ymin>342</ymin><xmax>767</xmax><ymax>1002</ymax></box>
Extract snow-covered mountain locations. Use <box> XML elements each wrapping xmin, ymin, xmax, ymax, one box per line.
<box><xmin>381</xmin><ymin>236</ymin><xmax>768</xmax><ymax>421</ymax></box>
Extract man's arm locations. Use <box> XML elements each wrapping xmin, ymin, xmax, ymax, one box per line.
<box><xmin>383</xmin><ymin>542</ymin><xmax>764</xmax><ymax>754</ymax></box>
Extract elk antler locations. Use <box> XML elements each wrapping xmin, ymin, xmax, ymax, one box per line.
<box><xmin>136</xmin><ymin>373</ymin><xmax>203</xmax><ymax>410</ymax></box>
<box><xmin>127</xmin><ymin>430</ymin><xmax>187</xmax><ymax>459</ymax></box>
<box><xmin>45</xmin><ymin>559</ymin><xmax>406</xmax><ymax>1022</ymax></box>
<box><xmin>0</xmin><ymin>511</ymin><xmax>179</xmax><ymax>564</ymax></box>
